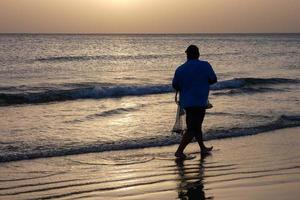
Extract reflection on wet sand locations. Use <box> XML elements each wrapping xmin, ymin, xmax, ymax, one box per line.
<box><xmin>176</xmin><ymin>156</ymin><xmax>214</xmax><ymax>200</ymax></box>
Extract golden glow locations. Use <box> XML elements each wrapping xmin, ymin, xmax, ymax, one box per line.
<box><xmin>110</xmin><ymin>0</ymin><xmax>136</xmax><ymax>6</ymax></box>
<box><xmin>0</xmin><ymin>0</ymin><xmax>299</xmax><ymax>33</ymax></box>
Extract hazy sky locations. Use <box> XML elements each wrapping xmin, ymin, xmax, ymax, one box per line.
<box><xmin>0</xmin><ymin>0</ymin><xmax>299</xmax><ymax>33</ymax></box>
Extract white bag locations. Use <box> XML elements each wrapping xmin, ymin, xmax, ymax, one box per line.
<box><xmin>172</xmin><ymin>103</ymin><xmax>185</xmax><ymax>135</ymax></box>
<box><xmin>172</xmin><ymin>91</ymin><xmax>185</xmax><ymax>135</ymax></box>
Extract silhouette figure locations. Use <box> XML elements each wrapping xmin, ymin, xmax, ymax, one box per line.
<box><xmin>172</xmin><ymin>45</ymin><xmax>217</xmax><ymax>158</ymax></box>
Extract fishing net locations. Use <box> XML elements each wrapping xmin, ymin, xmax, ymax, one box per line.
<box><xmin>172</xmin><ymin>91</ymin><xmax>186</xmax><ymax>135</ymax></box>
<box><xmin>172</xmin><ymin>103</ymin><xmax>186</xmax><ymax>135</ymax></box>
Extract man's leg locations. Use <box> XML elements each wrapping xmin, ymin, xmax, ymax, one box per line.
<box><xmin>175</xmin><ymin>130</ymin><xmax>194</xmax><ymax>157</ymax></box>
<box><xmin>194</xmin><ymin>130</ymin><xmax>213</xmax><ymax>155</ymax></box>
<box><xmin>175</xmin><ymin>107</ymin><xmax>212</xmax><ymax>158</ymax></box>
<box><xmin>193</xmin><ymin>108</ymin><xmax>213</xmax><ymax>155</ymax></box>
<box><xmin>175</xmin><ymin>107</ymin><xmax>197</xmax><ymax>157</ymax></box>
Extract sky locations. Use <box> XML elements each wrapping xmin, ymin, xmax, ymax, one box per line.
<box><xmin>0</xmin><ymin>0</ymin><xmax>299</xmax><ymax>33</ymax></box>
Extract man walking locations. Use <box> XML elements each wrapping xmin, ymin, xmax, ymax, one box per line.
<box><xmin>172</xmin><ymin>45</ymin><xmax>217</xmax><ymax>158</ymax></box>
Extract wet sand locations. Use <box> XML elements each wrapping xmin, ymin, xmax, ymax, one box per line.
<box><xmin>0</xmin><ymin>127</ymin><xmax>299</xmax><ymax>200</ymax></box>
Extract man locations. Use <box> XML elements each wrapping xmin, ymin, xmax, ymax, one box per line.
<box><xmin>172</xmin><ymin>45</ymin><xmax>217</xmax><ymax>158</ymax></box>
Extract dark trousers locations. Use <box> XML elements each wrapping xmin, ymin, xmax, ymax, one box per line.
<box><xmin>185</xmin><ymin>107</ymin><xmax>206</xmax><ymax>140</ymax></box>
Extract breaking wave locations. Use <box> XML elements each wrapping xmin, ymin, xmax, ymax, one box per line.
<box><xmin>0</xmin><ymin>77</ymin><xmax>298</xmax><ymax>106</ymax></box>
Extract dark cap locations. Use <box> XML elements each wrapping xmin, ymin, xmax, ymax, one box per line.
<box><xmin>185</xmin><ymin>45</ymin><xmax>200</xmax><ymax>59</ymax></box>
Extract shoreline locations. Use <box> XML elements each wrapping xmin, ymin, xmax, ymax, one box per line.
<box><xmin>0</xmin><ymin>124</ymin><xmax>300</xmax><ymax>164</ymax></box>
<box><xmin>0</xmin><ymin>127</ymin><xmax>299</xmax><ymax>199</ymax></box>
<box><xmin>1</xmin><ymin>122</ymin><xmax>300</xmax><ymax>163</ymax></box>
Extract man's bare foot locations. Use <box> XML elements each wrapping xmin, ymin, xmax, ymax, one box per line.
<box><xmin>175</xmin><ymin>152</ymin><xmax>187</xmax><ymax>159</ymax></box>
<box><xmin>204</xmin><ymin>146</ymin><xmax>213</xmax><ymax>151</ymax></box>
<box><xmin>201</xmin><ymin>146</ymin><xmax>213</xmax><ymax>156</ymax></box>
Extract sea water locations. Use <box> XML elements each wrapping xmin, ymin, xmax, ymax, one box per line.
<box><xmin>0</xmin><ymin>34</ymin><xmax>299</xmax><ymax>162</ymax></box>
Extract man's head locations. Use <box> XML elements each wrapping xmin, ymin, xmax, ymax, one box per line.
<box><xmin>185</xmin><ymin>45</ymin><xmax>200</xmax><ymax>60</ymax></box>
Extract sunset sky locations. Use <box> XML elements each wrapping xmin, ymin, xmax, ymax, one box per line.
<box><xmin>0</xmin><ymin>0</ymin><xmax>299</xmax><ymax>33</ymax></box>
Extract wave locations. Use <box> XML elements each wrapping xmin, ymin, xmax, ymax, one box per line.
<box><xmin>36</xmin><ymin>54</ymin><xmax>180</xmax><ymax>62</ymax></box>
<box><xmin>211</xmin><ymin>77</ymin><xmax>298</xmax><ymax>95</ymax></box>
<box><xmin>0</xmin><ymin>77</ymin><xmax>298</xmax><ymax>106</ymax></box>
<box><xmin>212</xmin><ymin>87</ymin><xmax>285</xmax><ymax>96</ymax></box>
<box><xmin>210</xmin><ymin>77</ymin><xmax>298</xmax><ymax>90</ymax></box>
<box><xmin>65</xmin><ymin>106</ymin><xmax>140</xmax><ymax>123</ymax></box>
<box><xmin>0</xmin><ymin>84</ymin><xmax>172</xmax><ymax>106</ymax></box>
<box><xmin>36</xmin><ymin>52</ymin><xmax>241</xmax><ymax>63</ymax></box>
<box><xmin>0</xmin><ymin>114</ymin><xmax>299</xmax><ymax>163</ymax></box>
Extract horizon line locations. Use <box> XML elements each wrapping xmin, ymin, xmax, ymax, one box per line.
<box><xmin>0</xmin><ymin>32</ymin><xmax>299</xmax><ymax>35</ymax></box>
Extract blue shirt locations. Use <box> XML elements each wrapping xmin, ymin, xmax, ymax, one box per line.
<box><xmin>172</xmin><ymin>59</ymin><xmax>217</xmax><ymax>108</ymax></box>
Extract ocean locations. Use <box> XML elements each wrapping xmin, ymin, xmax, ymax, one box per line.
<box><xmin>0</xmin><ymin>33</ymin><xmax>300</xmax><ymax>163</ymax></box>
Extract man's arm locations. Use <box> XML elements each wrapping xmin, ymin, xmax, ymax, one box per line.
<box><xmin>172</xmin><ymin>70</ymin><xmax>180</xmax><ymax>91</ymax></box>
<box><xmin>207</xmin><ymin>63</ymin><xmax>217</xmax><ymax>84</ymax></box>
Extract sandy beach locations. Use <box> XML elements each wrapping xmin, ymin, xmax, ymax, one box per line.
<box><xmin>0</xmin><ymin>127</ymin><xmax>299</xmax><ymax>200</ymax></box>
